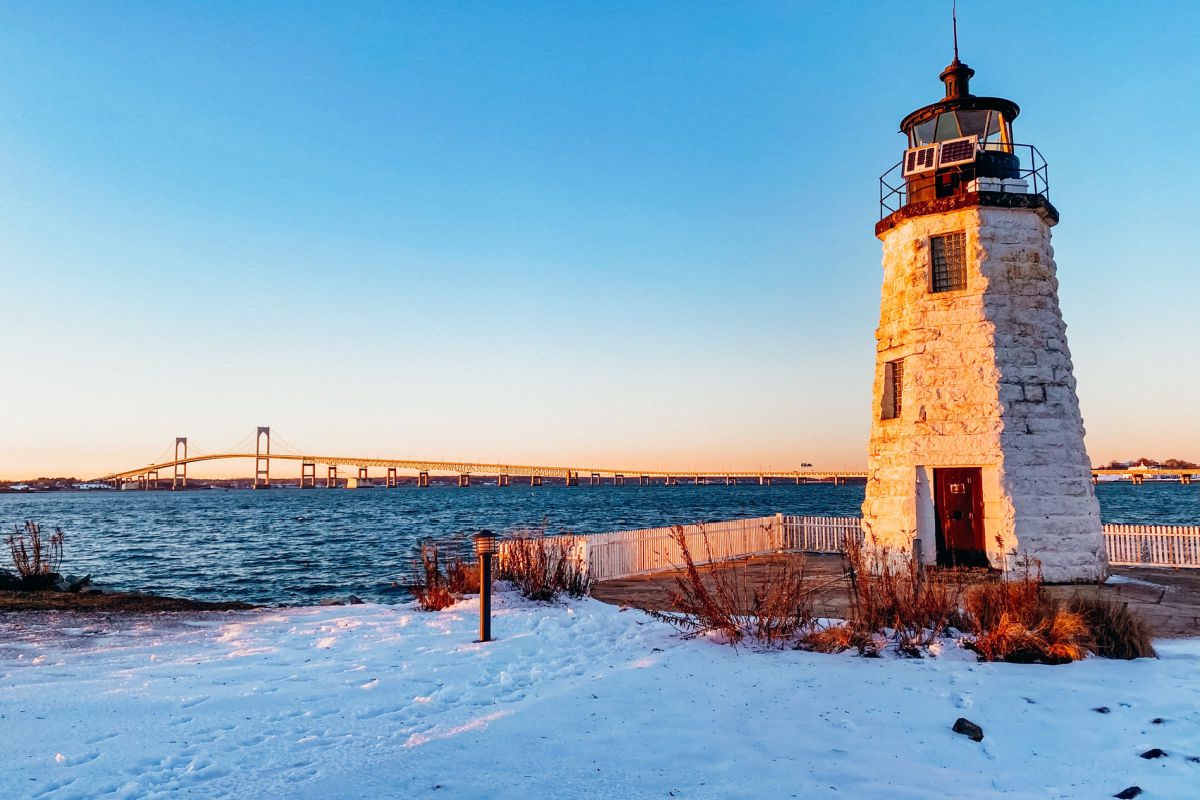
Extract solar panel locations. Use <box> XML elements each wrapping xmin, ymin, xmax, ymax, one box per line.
<box><xmin>936</xmin><ymin>135</ymin><xmax>979</xmax><ymax>168</ymax></box>
<box><xmin>902</xmin><ymin>145</ymin><xmax>938</xmax><ymax>177</ymax></box>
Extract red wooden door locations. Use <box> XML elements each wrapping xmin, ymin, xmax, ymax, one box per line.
<box><xmin>934</xmin><ymin>467</ymin><xmax>987</xmax><ymax>567</ymax></box>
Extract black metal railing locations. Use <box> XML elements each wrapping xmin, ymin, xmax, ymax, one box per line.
<box><xmin>879</xmin><ymin>142</ymin><xmax>1049</xmax><ymax>219</ymax></box>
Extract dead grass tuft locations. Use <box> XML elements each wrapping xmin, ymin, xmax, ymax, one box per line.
<box><xmin>497</xmin><ymin>530</ymin><xmax>592</xmax><ymax>602</ymax></box>
<box><xmin>799</xmin><ymin>624</ymin><xmax>883</xmax><ymax>657</ymax></box>
<box><xmin>411</xmin><ymin>543</ymin><xmax>458</xmax><ymax>611</ymax></box>
<box><xmin>644</xmin><ymin>525</ymin><xmax>813</xmax><ymax>648</ymax></box>
<box><xmin>1067</xmin><ymin>592</ymin><xmax>1156</xmax><ymax>660</ymax></box>
<box><xmin>7</xmin><ymin>521</ymin><xmax>65</xmax><ymax>582</ymax></box>
<box><xmin>959</xmin><ymin>564</ymin><xmax>1092</xmax><ymax>664</ymax></box>
<box><xmin>842</xmin><ymin>534</ymin><xmax>966</xmax><ymax>656</ymax></box>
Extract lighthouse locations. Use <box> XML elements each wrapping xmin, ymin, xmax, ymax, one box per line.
<box><xmin>861</xmin><ymin>41</ymin><xmax>1106</xmax><ymax>582</ymax></box>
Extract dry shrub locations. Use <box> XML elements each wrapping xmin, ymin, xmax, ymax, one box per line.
<box><xmin>966</xmin><ymin>608</ymin><xmax>1089</xmax><ymax>664</ymax></box>
<box><xmin>1067</xmin><ymin>593</ymin><xmax>1156</xmax><ymax>660</ymax></box>
<box><xmin>800</xmin><ymin>624</ymin><xmax>883</xmax><ymax>657</ymax></box>
<box><xmin>497</xmin><ymin>531</ymin><xmax>592</xmax><ymax>602</ymax></box>
<box><xmin>446</xmin><ymin>558</ymin><xmax>479</xmax><ymax>595</ymax></box>
<box><xmin>843</xmin><ymin>534</ymin><xmax>965</xmax><ymax>655</ymax></box>
<box><xmin>962</xmin><ymin>571</ymin><xmax>1042</xmax><ymax>634</ymax></box>
<box><xmin>411</xmin><ymin>544</ymin><xmax>457</xmax><ymax>611</ymax></box>
<box><xmin>7</xmin><ymin>521</ymin><xmax>65</xmax><ymax>581</ymax></box>
<box><xmin>645</xmin><ymin>526</ymin><xmax>813</xmax><ymax>648</ymax></box>
<box><xmin>960</xmin><ymin>565</ymin><xmax>1090</xmax><ymax>664</ymax></box>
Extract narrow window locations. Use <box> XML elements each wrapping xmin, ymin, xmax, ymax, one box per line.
<box><xmin>882</xmin><ymin>359</ymin><xmax>904</xmax><ymax>421</ymax></box>
<box><xmin>930</xmin><ymin>232</ymin><xmax>967</xmax><ymax>293</ymax></box>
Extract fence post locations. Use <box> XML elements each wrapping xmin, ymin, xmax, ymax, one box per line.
<box><xmin>775</xmin><ymin>512</ymin><xmax>784</xmax><ymax>549</ymax></box>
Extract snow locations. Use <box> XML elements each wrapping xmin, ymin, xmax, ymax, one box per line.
<box><xmin>1105</xmin><ymin>574</ymin><xmax>1167</xmax><ymax>589</ymax></box>
<box><xmin>2</xmin><ymin>592</ymin><xmax>1198</xmax><ymax>799</ymax></box>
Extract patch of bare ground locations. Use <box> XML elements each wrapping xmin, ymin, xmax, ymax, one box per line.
<box><xmin>0</xmin><ymin>590</ymin><xmax>255</xmax><ymax>612</ymax></box>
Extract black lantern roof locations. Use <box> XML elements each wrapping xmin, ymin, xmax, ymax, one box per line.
<box><xmin>899</xmin><ymin>57</ymin><xmax>1019</xmax><ymax>135</ymax></box>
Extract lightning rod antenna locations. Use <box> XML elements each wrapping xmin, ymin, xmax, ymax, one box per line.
<box><xmin>952</xmin><ymin>1</ymin><xmax>960</xmax><ymax>61</ymax></box>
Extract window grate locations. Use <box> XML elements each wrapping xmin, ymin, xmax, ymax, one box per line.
<box><xmin>882</xmin><ymin>359</ymin><xmax>904</xmax><ymax>421</ymax></box>
<box><xmin>931</xmin><ymin>232</ymin><xmax>967</xmax><ymax>293</ymax></box>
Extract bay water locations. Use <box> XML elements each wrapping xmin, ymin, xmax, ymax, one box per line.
<box><xmin>1</xmin><ymin>482</ymin><xmax>1195</xmax><ymax>605</ymax></box>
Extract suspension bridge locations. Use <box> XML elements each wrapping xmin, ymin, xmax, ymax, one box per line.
<box><xmin>94</xmin><ymin>427</ymin><xmax>867</xmax><ymax>489</ymax></box>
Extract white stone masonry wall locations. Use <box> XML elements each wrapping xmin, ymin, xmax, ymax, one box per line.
<box><xmin>862</xmin><ymin>204</ymin><xmax>1106</xmax><ymax>582</ymax></box>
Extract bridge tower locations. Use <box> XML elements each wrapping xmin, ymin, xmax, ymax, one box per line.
<box><xmin>254</xmin><ymin>427</ymin><xmax>271</xmax><ymax>489</ymax></box>
<box><xmin>862</xmin><ymin>35</ymin><xmax>1104</xmax><ymax>581</ymax></box>
<box><xmin>172</xmin><ymin>438</ymin><xmax>188</xmax><ymax>490</ymax></box>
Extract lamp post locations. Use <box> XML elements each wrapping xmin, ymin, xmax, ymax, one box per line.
<box><xmin>474</xmin><ymin>530</ymin><xmax>498</xmax><ymax>642</ymax></box>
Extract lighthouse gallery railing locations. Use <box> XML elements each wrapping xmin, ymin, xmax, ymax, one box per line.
<box><xmin>879</xmin><ymin>141</ymin><xmax>1050</xmax><ymax>218</ymax></box>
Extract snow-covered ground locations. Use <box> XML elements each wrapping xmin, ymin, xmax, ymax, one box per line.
<box><xmin>1</xmin><ymin>592</ymin><xmax>1197</xmax><ymax>799</ymax></box>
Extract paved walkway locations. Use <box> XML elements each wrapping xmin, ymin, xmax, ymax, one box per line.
<box><xmin>592</xmin><ymin>552</ymin><xmax>1200</xmax><ymax>638</ymax></box>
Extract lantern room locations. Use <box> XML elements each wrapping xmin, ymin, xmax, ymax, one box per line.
<box><xmin>878</xmin><ymin>55</ymin><xmax>1051</xmax><ymax>223</ymax></box>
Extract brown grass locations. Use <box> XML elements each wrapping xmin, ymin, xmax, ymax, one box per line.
<box><xmin>7</xmin><ymin>521</ymin><xmax>65</xmax><ymax>583</ymax></box>
<box><xmin>497</xmin><ymin>531</ymin><xmax>593</xmax><ymax>602</ymax></box>
<box><xmin>1067</xmin><ymin>592</ymin><xmax>1157</xmax><ymax>660</ymax></box>
<box><xmin>411</xmin><ymin>544</ymin><xmax>457</xmax><ymax>611</ymax></box>
<box><xmin>446</xmin><ymin>558</ymin><xmax>479</xmax><ymax>595</ymax></box>
<box><xmin>842</xmin><ymin>534</ymin><xmax>966</xmax><ymax>655</ymax></box>
<box><xmin>800</xmin><ymin>624</ymin><xmax>883</xmax><ymax>657</ymax></box>
<box><xmin>959</xmin><ymin>565</ymin><xmax>1092</xmax><ymax>664</ymax></box>
<box><xmin>644</xmin><ymin>525</ymin><xmax>813</xmax><ymax>648</ymax></box>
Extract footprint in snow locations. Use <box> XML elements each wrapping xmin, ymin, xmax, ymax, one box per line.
<box><xmin>179</xmin><ymin>695</ymin><xmax>211</xmax><ymax>709</ymax></box>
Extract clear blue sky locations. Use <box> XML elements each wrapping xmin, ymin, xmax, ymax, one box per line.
<box><xmin>2</xmin><ymin>1</ymin><xmax>1197</xmax><ymax>478</ymax></box>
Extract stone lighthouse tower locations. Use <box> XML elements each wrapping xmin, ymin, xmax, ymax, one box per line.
<box><xmin>861</xmin><ymin>45</ymin><xmax>1106</xmax><ymax>582</ymax></box>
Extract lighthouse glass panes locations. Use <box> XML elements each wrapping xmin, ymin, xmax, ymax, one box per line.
<box><xmin>931</xmin><ymin>232</ymin><xmax>967</xmax><ymax>293</ymax></box>
<box><xmin>908</xmin><ymin>110</ymin><xmax>1011</xmax><ymax>147</ymax></box>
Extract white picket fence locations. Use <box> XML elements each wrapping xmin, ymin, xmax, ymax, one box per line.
<box><xmin>499</xmin><ymin>516</ymin><xmax>1200</xmax><ymax>582</ymax></box>
<box><xmin>781</xmin><ymin>515</ymin><xmax>864</xmax><ymax>553</ymax></box>
<box><xmin>1104</xmin><ymin>523</ymin><xmax>1200</xmax><ymax>568</ymax></box>
<box><xmin>582</xmin><ymin>515</ymin><xmax>785</xmax><ymax>581</ymax></box>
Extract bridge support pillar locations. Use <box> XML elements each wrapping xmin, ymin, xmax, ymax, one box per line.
<box><xmin>589</xmin><ymin>473</ymin><xmax>600</xmax><ymax>486</ymax></box>
<box><xmin>565</xmin><ymin>471</ymin><xmax>578</xmax><ymax>487</ymax></box>
<box><xmin>254</xmin><ymin>426</ymin><xmax>271</xmax><ymax>489</ymax></box>
<box><xmin>417</xmin><ymin>471</ymin><xmax>430</xmax><ymax>488</ymax></box>
<box><xmin>497</xmin><ymin>474</ymin><xmax>510</xmax><ymax>487</ymax></box>
<box><xmin>358</xmin><ymin>467</ymin><xmax>369</xmax><ymax>486</ymax></box>
<box><xmin>726</xmin><ymin>476</ymin><xmax>736</xmax><ymax>485</ymax></box>
<box><xmin>301</xmin><ymin>462</ymin><xmax>316</xmax><ymax>488</ymax></box>
<box><xmin>1092</xmin><ymin>473</ymin><xmax>1099</xmax><ymax>485</ymax></box>
<box><xmin>458</xmin><ymin>473</ymin><xmax>471</xmax><ymax>488</ymax></box>
<box><xmin>639</xmin><ymin>475</ymin><xmax>648</xmax><ymax>486</ymax></box>
<box><xmin>1181</xmin><ymin>474</ymin><xmax>1193</xmax><ymax>485</ymax></box>
<box><xmin>326</xmin><ymin>466</ymin><xmax>337</xmax><ymax>488</ymax></box>
<box><xmin>665</xmin><ymin>475</ymin><xmax>677</xmax><ymax>486</ymax></box>
<box><xmin>385</xmin><ymin>467</ymin><xmax>397</xmax><ymax>488</ymax></box>
<box><xmin>530</xmin><ymin>475</ymin><xmax>542</xmax><ymax>487</ymax></box>
<box><xmin>172</xmin><ymin>437</ymin><xmax>188</xmax><ymax>490</ymax></box>
<box><xmin>1131</xmin><ymin>474</ymin><xmax>1145</xmax><ymax>485</ymax></box>
<box><xmin>147</xmin><ymin>470</ymin><xmax>159</xmax><ymax>490</ymax></box>
<box><xmin>614</xmin><ymin>474</ymin><xmax>624</xmax><ymax>485</ymax></box>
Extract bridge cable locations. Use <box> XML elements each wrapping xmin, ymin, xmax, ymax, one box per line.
<box><xmin>268</xmin><ymin>431</ymin><xmax>306</xmax><ymax>457</ymax></box>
